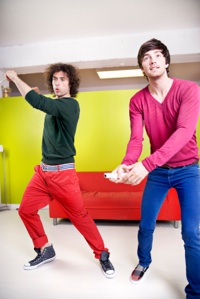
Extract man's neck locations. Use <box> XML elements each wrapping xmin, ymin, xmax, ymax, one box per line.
<box><xmin>56</xmin><ymin>92</ymin><xmax>71</xmax><ymax>99</ymax></box>
<box><xmin>148</xmin><ymin>75</ymin><xmax>173</xmax><ymax>103</ymax></box>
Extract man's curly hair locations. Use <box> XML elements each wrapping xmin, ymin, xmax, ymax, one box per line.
<box><xmin>44</xmin><ymin>63</ymin><xmax>80</xmax><ymax>97</ymax></box>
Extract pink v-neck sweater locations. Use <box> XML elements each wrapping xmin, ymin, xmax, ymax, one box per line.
<box><xmin>122</xmin><ymin>78</ymin><xmax>200</xmax><ymax>172</ymax></box>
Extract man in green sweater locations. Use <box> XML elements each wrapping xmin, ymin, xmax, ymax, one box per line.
<box><xmin>6</xmin><ymin>63</ymin><xmax>115</xmax><ymax>278</ymax></box>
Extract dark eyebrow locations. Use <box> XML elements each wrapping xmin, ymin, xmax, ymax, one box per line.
<box><xmin>53</xmin><ymin>75</ymin><xmax>67</xmax><ymax>80</ymax></box>
<box><xmin>143</xmin><ymin>50</ymin><xmax>162</xmax><ymax>58</ymax></box>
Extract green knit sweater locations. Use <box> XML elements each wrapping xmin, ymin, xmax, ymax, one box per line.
<box><xmin>25</xmin><ymin>90</ymin><xmax>80</xmax><ymax>164</ymax></box>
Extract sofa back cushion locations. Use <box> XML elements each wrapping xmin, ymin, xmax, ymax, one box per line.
<box><xmin>77</xmin><ymin>172</ymin><xmax>146</xmax><ymax>192</ymax></box>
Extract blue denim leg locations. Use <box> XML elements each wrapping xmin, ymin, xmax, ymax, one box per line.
<box><xmin>137</xmin><ymin>164</ymin><xmax>200</xmax><ymax>299</ymax></box>
<box><xmin>174</xmin><ymin>165</ymin><xmax>200</xmax><ymax>299</ymax></box>
<box><xmin>138</xmin><ymin>167</ymin><xmax>170</xmax><ymax>267</ymax></box>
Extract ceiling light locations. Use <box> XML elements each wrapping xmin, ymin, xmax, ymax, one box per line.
<box><xmin>97</xmin><ymin>69</ymin><xmax>143</xmax><ymax>79</ymax></box>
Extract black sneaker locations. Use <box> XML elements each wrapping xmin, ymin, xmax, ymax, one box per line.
<box><xmin>130</xmin><ymin>264</ymin><xmax>149</xmax><ymax>284</ymax></box>
<box><xmin>24</xmin><ymin>244</ymin><xmax>56</xmax><ymax>270</ymax></box>
<box><xmin>99</xmin><ymin>251</ymin><xmax>115</xmax><ymax>278</ymax></box>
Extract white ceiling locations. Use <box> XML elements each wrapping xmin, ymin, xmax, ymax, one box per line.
<box><xmin>0</xmin><ymin>0</ymin><xmax>200</xmax><ymax>92</ymax></box>
<box><xmin>0</xmin><ymin>0</ymin><xmax>199</xmax><ymax>47</ymax></box>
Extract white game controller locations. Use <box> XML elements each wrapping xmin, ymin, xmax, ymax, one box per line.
<box><xmin>104</xmin><ymin>172</ymin><xmax>126</xmax><ymax>179</ymax></box>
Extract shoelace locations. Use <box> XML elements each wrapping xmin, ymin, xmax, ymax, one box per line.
<box><xmin>101</xmin><ymin>259</ymin><xmax>112</xmax><ymax>270</ymax></box>
<box><xmin>29</xmin><ymin>253</ymin><xmax>42</xmax><ymax>264</ymax></box>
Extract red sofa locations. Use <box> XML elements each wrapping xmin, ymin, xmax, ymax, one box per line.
<box><xmin>49</xmin><ymin>172</ymin><xmax>181</xmax><ymax>227</ymax></box>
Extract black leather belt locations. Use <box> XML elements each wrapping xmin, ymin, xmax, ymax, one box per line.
<box><xmin>160</xmin><ymin>159</ymin><xmax>199</xmax><ymax>169</ymax></box>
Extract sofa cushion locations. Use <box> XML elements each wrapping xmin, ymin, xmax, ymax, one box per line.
<box><xmin>82</xmin><ymin>191</ymin><xmax>142</xmax><ymax>208</ymax></box>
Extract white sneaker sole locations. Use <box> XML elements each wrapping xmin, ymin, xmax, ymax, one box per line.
<box><xmin>23</xmin><ymin>255</ymin><xmax>56</xmax><ymax>270</ymax></box>
<box><xmin>101</xmin><ymin>270</ymin><xmax>115</xmax><ymax>279</ymax></box>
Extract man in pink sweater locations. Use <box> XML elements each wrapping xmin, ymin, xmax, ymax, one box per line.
<box><xmin>111</xmin><ymin>38</ymin><xmax>200</xmax><ymax>299</ymax></box>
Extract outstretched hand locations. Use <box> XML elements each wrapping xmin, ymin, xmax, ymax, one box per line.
<box><xmin>5</xmin><ymin>70</ymin><xmax>18</xmax><ymax>82</ymax></box>
<box><xmin>31</xmin><ymin>87</ymin><xmax>40</xmax><ymax>94</ymax></box>
<box><xmin>5</xmin><ymin>70</ymin><xmax>32</xmax><ymax>97</ymax></box>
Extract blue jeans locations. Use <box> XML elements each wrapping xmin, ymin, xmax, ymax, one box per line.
<box><xmin>138</xmin><ymin>164</ymin><xmax>200</xmax><ymax>299</ymax></box>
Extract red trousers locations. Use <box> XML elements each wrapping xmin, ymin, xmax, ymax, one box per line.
<box><xmin>18</xmin><ymin>165</ymin><xmax>108</xmax><ymax>259</ymax></box>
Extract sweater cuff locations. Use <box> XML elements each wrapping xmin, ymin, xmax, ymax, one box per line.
<box><xmin>142</xmin><ymin>159</ymin><xmax>156</xmax><ymax>172</ymax></box>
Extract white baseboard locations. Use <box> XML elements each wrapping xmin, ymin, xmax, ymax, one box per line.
<box><xmin>0</xmin><ymin>204</ymin><xmax>19</xmax><ymax>210</ymax></box>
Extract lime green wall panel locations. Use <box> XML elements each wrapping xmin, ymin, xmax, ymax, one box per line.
<box><xmin>75</xmin><ymin>90</ymin><xmax>150</xmax><ymax>171</ymax></box>
<box><xmin>0</xmin><ymin>96</ymin><xmax>43</xmax><ymax>204</ymax></box>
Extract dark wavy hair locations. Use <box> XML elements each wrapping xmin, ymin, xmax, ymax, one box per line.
<box><xmin>44</xmin><ymin>63</ymin><xmax>80</xmax><ymax>97</ymax></box>
<box><xmin>137</xmin><ymin>38</ymin><xmax>170</xmax><ymax>77</ymax></box>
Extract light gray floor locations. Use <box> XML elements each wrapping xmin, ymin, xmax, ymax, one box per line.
<box><xmin>0</xmin><ymin>208</ymin><xmax>187</xmax><ymax>299</ymax></box>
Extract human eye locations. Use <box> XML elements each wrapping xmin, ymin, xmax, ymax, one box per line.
<box><xmin>156</xmin><ymin>51</ymin><xmax>163</xmax><ymax>58</ymax></box>
<box><xmin>142</xmin><ymin>55</ymin><xmax>149</xmax><ymax>61</ymax></box>
<box><xmin>60</xmin><ymin>76</ymin><xmax>68</xmax><ymax>82</ymax></box>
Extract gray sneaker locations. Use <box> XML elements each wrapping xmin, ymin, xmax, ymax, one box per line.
<box><xmin>130</xmin><ymin>264</ymin><xmax>149</xmax><ymax>284</ymax></box>
<box><xmin>24</xmin><ymin>244</ymin><xmax>56</xmax><ymax>270</ymax></box>
<box><xmin>100</xmin><ymin>250</ymin><xmax>115</xmax><ymax>278</ymax></box>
